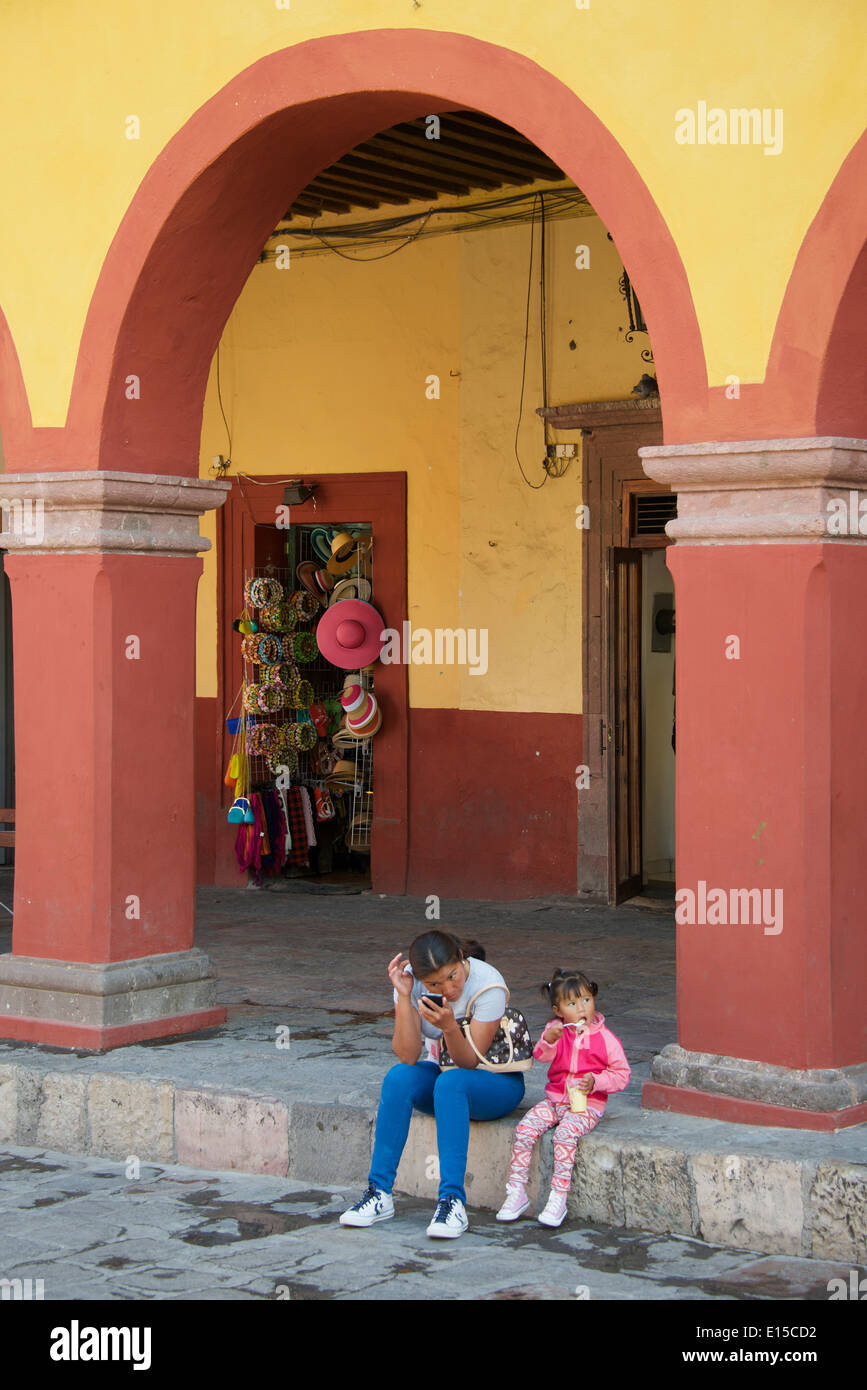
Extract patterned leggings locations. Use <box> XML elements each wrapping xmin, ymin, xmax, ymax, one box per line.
<box><xmin>507</xmin><ymin>1098</ymin><xmax>603</xmax><ymax>1193</ymax></box>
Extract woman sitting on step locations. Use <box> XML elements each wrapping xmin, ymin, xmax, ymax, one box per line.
<box><xmin>339</xmin><ymin>929</ymin><xmax>524</xmax><ymax>1239</ymax></box>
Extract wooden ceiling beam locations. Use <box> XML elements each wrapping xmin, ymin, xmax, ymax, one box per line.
<box><xmin>280</xmin><ymin>111</ymin><xmax>573</xmax><ymax>219</ymax></box>
<box><xmin>305</xmin><ymin>176</ymin><xmax>383</xmax><ymax>209</ymax></box>
<box><xmin>283</xmin><ymin>195</ymin><xmax>352</xmax><ymax>216</ymax></box>
<box><xmin>361</xmin><ymin>135</ymin><xmax>513</xmax><ymax>189</ymax></box>
<box><xmin>376</xmin><ymin>125</ymin><xmax>559</xmax><ymax>183</ymax></box>
<box><xmin>435</xmin><ymin>116</ymin><xmax>565</xmax><ymax>176</ymax></box>
<box><xmin>335</xmin><ymin>150</ymin><xmax>482</xmax><ymax>196</ymax></box>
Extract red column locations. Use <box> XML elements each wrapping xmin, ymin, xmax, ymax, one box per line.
<box><xmin>0</xmin><ymin>472</ymin><xmax>231</xmax><ymax>1049</ymax></box>
<box><xmin>639</xmin><ymin>438</ymin><xmax>867</xmax><ymax>1130</ymax></box>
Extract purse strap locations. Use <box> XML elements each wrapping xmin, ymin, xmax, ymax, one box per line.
<box><xmin>460</xmin><ymin>982</ymin><xmax>513</xmax><ymax>1068</ymax></box>
<box><xmin>463</xmin><ymin>981</ymin><xmax>511</xmax><ymax>1014</ymax></box>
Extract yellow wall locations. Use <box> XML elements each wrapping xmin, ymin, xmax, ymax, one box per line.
<box><xmin>196</xmin><ymin>197</ymin><xmax>653</xmax><ymax>711</ymax></box>
<box><xmin>0</xmin><ymin>3</ymin><xmax>866</xmax><ymax>426</ymax></box>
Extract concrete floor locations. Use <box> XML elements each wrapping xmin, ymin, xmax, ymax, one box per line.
<box><xmin>1</xmin><ymin>1143</ymin><xmax>861</xmax><ymax>1303</ymax></box>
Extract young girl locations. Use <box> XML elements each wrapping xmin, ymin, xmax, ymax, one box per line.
<box><xmin>496</xmin><ymin>968</ymin><xmax>630</xmax><ymax>1227</ymax></box>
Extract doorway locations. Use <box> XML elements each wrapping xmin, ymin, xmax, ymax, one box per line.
<box><xmin>577</xmin><ymin>409</ymin><xmax>676</xmax><ymax>904</ymax></box>
<box><xmin>217</xmin><ymin>470</ymin><xmax>408</xmax><ymax>894</ymax></box>
<box><xmin>607</xmin><ymin>483</ymin><xmax>676</xmax><ymax>904</ymax></box>
<box><xmin>249</xmin><ymin>518</ymin><xmax>374</xmax><ymax>887</ymax></box>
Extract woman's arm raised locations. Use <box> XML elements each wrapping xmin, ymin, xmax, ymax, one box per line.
<box><xmin>388</xmin><ymin>953</ymin><xmax>422</xmax><ymax>1064</ymax></box>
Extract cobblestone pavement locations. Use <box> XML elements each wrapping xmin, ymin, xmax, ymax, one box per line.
<box><xmin>1</xmin><ymin>1145</ymin><xmax>861</xmax><ymax>1302</ymax></box>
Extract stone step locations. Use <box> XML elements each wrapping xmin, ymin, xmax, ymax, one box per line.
<box><xmin>1</xmin><ymin>1060</ymin><xmax>863</xmax><ymax>1261</ymax></box>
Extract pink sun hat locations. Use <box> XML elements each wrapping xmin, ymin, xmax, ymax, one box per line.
<box><xmin>315</xmin><ymin>599</ymin><xmax>385</xmax><ymax>669</ymax></box>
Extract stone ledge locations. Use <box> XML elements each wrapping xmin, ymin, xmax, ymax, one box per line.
<box><xmin>0</xmin><ymin>471</ymin><xmax>231</xmax><ymax>555</ymax></box>
<box><xmin>0</xmin><ymin>949</ymin><xmax>223</xmax><ymax>1029</ymax></box>
<box><xmin>651</xmin><ymin>1044</ymin><xmax>867</xmax><ymax>1111</ymax></box>
<box><xmin>639</xmin><ymin>437</ymin><xmax>867</xmax><ymax>543</ymax></box>
<box><xmin>0</xmin><ymin>1061</ymin><xmax>863</xmax><ymax>1261</ymax></box>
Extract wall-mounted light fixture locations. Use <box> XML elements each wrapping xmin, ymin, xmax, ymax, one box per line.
<box><xmin>283</xmin><ymin>481</ymin><xmax>318</xmax><ymax>506</ymax></box>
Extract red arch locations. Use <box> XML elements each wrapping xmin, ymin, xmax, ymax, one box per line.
<box><xmin>777</xmin><ymin>127</ymin><xmax>867</xmax><ymax>438</ymax></box>
<box><xmin>689</xmin><ymin>127</ymin><xmax>867</xmax><ymax>443</ymax></box>
<box><xmin>0</xmin><ymin>305</ymin><xmax>32</xmax><ymax>457</ymax></box>
<box><xmin>6</xmin><ymin>30</ymin><xmax>707</xmax><ymax>473</ymax></box>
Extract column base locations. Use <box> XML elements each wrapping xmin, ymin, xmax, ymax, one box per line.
<box><xmin>0</xmin><ymin>949</ymin><xmax>227</xmax><ymax>1052</ymax></box>
<box><xmin>643</xmin><ymin>1045</ymin><xmax>867</xmax><ymax>1131</ymax></box>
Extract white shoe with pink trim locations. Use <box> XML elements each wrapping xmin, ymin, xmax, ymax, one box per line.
<box><xmin>538</xmin><ymin>1189</ymin><xmax>569</xmax><ymax>1227</ymax></box>
<box><xmin>496</xmin><ymin>1184</ymin><xmax>530</xmax><ymax>1222</ymax></box>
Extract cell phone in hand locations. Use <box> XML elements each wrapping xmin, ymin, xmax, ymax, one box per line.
<box><xmin>421</xmin><ymin>994</ymin><xmax>443</xmax><ymax>1008</ymax></box>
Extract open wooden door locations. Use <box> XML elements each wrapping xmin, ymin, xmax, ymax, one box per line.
<box><xmin>608</xmin><ymin>547</ymin><xmax>642</xmax><ymax>902</ymax></box>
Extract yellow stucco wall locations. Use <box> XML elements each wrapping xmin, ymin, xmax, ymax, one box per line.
<box><xmin>1</xmin><ymin>2</ymin><xmax>866</xmax><ymax>428</ymax></box>
<box><xmin>196</xmin><ymin>199</ymin><xmax>653</xmax><ymax>710</ymax></box>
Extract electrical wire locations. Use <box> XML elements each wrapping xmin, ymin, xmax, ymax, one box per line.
<box><xmin>215</xmin><ymin>340</ymin><xmax>232</xmax><ymax>457</ymax></box>
<box><xmin>260</xmin><ymin>186</ymin><xmax>590</xmax><ymax>262</ymax></box>
<box><xmin>232</xmin><ymin>186</ymin><xmax>573</xmax><ymax>490</ymax></box>
<box><xmin>540</xmin><ymin>191</ymin><xmax>549</xmax><ymax>419</ymax></box>
<box><xmin>235</xmin><ymin>475</ymin><xmax>258</xmax><ymax>526</ymax></box>
<box><xmin>513</xmin><ymin>193</ymin><xmax>548</xmax><ymax>491</ymax></box>
<box><xmin>235</xmin><ymin>472</ymin><xmax>312</xmax><ymax>486</ymax></box>
<box><xmin>302</xmin><ymin>209</ymin><xmax>436</xmax><ymax>262</ymax></box>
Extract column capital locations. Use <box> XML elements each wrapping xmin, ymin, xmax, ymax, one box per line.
<box><xmin>639</xmin><ymin>436</ymin><xmax>867</xmax><ymax>543</ymax></box>
<box><xmin>0</xmin><ymin>470</ymin><xmax>232</xmax><ymax>556</ymax></box>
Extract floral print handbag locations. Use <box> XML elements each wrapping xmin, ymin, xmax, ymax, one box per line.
<box><xmin>438</xmin><ymin>983</ymin><xmax>534</xmax><ymax>1073</ymax></box>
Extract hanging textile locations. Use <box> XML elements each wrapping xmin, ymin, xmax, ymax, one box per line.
<box><xmin>285</xmin><ymin>788</ymin><xmax>310</xmax><ymax>868</ymax></box>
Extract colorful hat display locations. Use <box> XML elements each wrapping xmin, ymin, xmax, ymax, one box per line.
<box><xmin>341</xmin><ymin>686</ymin><xmax>380</xmax><ymax>733</ymax></box>
<box><xmin>316</xmin><ymin>599</ymin><xmax>385</xmax><ymax>669</ymax></box>
<box><xmin>312</xmin><ymin>568</ymin><xmax>334</xmax><ymax>598</ymax></box>
<box><xmin>310</xmin><ymin>527</ymin><xmax>335</xmax><ymax>564</ymax></box>
<box><xmin>332</xmin><ymin>706</ymin><xmax>383</xmax><ymax>748</ymax></box>
<box><xmin>329</xmin><ymin>576</ymin><xmax>372</xmax><ymax>605</ymax></box>
<box><xmin>340</xmin><ymin>684</ymin><xmax>366</xmax><ymax>714</ymax></box>
<box><xmin>296</xmin><ymin>561</ymin><xmax>327</xmax><ymax>602</ymax></box>
<box><xmin>326</xmin><ymin>531</ymin><xmax>372</xmax><ymax>577</ymax></box>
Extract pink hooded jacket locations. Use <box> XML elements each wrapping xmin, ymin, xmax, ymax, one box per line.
<box><xmin>533</xmin><ymin>1012</ymin><xmax>630</xmax><ymax>1112</ymax></box>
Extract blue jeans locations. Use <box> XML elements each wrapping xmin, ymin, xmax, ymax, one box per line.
<box><xmin>368</xmin><ymin>1061</ymin><xmax>525</xmax><ymax>1205</ymax></box>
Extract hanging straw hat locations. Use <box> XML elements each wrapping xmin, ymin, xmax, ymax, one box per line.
<box><xmin>329</xmin><ymin>576</ymin><xmax>372</xmax><ymax>605</ymax></box>
<box><xmin>326</xmin><ymin>532</ymin><xmax>373</xmax><ymax>577</ymax></box>
<box><xmin>343</xmin><ymin>690</ymin><xmax>380</xmax><ymax>733</ymax></box>
<box><xmin>332</xmin><ymin>706</ymin><xmax>383</xmax><ymax>747</ymax></box>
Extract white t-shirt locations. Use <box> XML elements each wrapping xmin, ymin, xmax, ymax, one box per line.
<box><xmin>392</xmin><ymin>956</ymin><xmax>508</xmax><ymax>1066</ymax></box>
